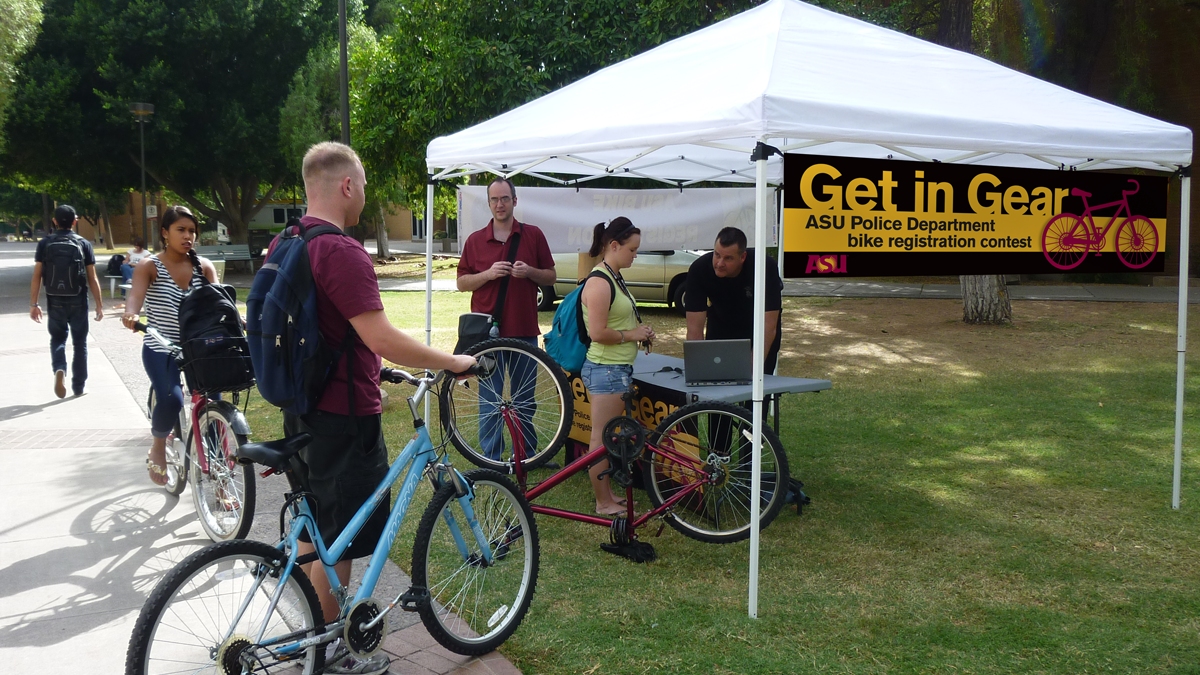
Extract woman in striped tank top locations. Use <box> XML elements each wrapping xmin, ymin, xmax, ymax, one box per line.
<box><xmin>121</xmin><ymin>206</ymin><xmax>218</xmax><ymax>485</ymax></box>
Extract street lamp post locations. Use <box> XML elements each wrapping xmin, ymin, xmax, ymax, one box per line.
<box><xmin>129</xmin><ymin>102</ymin><xmax>154</xmax><ymax>249</ymax></box>
<box><xmin>338</xmin><ymin>0</ymin><xmax>350</xmax><ymax>145</ymax></box>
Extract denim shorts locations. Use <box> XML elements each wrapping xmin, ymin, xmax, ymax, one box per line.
<box><xmin>581</xmin><ymin>360</ymin><xmax>633</xmax><ymax>395</ymax></box>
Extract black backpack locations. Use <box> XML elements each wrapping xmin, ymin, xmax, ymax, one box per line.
<box><xmin>43</xmin><ymin>231</ymin><xmax>87</xmax><ymax>296</ymax></box>
<box><xmin>245</xmin><ymin>220</ymin><xmax>357</xmax><ymax>417</ymax></box>
<box><xmin>177</xmin><ymin>256</ymin><xmax>254</xmax><ymax>395</ymax></box>
<box><xmin>106</xmin><ymin>254</ymin><xmax>125</xmax><ymax>277</ymax></box>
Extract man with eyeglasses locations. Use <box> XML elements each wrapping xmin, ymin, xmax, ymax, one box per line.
<box><xmin>457</xmin><ymin>177</ymin><xmax>556</xmax><ymax>462</ymax></box>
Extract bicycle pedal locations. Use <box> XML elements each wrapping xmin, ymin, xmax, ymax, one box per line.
<box><xmin>398</xmin><ymin>586</ymin><xmax>429</xmax><ymax>612</ymax></box>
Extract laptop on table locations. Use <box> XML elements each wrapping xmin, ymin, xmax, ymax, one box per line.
<box><xmin>684</xmin><ymin>339</ymin><xmax>752</xmax><ymax>387</ymax></box>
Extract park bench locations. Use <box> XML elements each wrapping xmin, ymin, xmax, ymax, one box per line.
<box><xmin>196</xmin><ymin>243</ymin><xmax>255</xmax><ymax>275</ymax></box>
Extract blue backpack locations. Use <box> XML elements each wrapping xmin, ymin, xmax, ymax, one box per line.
<box><xmin>543</xmin><ymin>271</ymin><xmax>614</xmax><ymax>374</ymax></box>
<box><xmin>245</xmin><ymin>221</ymin><xmax>356</xmax><ymax>417</ymax></box>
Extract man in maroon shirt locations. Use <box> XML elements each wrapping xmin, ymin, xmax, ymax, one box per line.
<box><xmin>283</xmin><ymin>142</ymin><xmax>475</xmax><ymax>675</ymax></box>
<box><xmin>457</xmin><ymin>178</ymin><xmax>555</xmax><ymax>461</ymax></box>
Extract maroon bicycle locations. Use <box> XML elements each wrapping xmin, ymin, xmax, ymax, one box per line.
<box><xmin>440</xmin><ymin>339</ymin><xmax>790</xmax><ymax>562</ymax></box>
<box><xmin>1041</xmin><ymin>178</ymin><xmax>1159</xmax><ymax>270</ymax></box>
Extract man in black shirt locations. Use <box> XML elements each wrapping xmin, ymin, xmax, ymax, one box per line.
<box><xmin>30</xmin><ymin>205</ymin><xmax>104</xmax><ymax>397</ymax></box>
<box><xmin>684</xmin><ymin>227</ymin><xmax>783</xmax><ymax>372</ymax></box>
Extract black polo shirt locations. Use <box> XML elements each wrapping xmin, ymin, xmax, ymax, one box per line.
<box><xmin>684</xmin><ymin>250</ymin><xmax>783</xmax><ymax>370</ymax></box>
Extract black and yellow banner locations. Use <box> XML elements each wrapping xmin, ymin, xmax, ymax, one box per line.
<box><xmin>783</xmin><ymin>154</ymin><xmax>1168</xmax><ymax>277</ymax></box>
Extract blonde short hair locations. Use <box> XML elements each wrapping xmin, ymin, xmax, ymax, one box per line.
<box><xmin>302</xmin><ymin>141</ymin><xmax>361</xmax><ymax>187</ymax></box>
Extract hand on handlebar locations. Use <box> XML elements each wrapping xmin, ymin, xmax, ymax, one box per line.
<box><xmin>450</xmin><ymin>354</ymin><xmax>478</xmax><ymax>377</ymax></box>
<box><xmin>122</xmin><ymin>313</ymin><xmax>142</xmax><ymax>331</ymax></box>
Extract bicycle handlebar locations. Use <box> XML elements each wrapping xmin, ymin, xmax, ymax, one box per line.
<box><xmin>380</xmin><ymin>355</ymin><xmax>496</xmax><ymax>388</ymax></box>
<box><xmin>132</xmin><ymin>321</ymin><xmax>182</xmax><ymax>356</ymax></box>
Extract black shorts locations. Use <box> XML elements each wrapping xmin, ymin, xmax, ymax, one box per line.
<box><xmin>283</xmin><ymin>410</ymin><xmax>391</xmax><ymax>561</ymax></box>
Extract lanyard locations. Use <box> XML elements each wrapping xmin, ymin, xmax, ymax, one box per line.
<box><xmin>603</xmin><ymin>261</ymin><xmax>642</xmax><ymax>324</ymax></box>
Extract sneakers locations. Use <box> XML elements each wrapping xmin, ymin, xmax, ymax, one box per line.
<box><xmin>54</xmin><ymin>370</ymin><xmax>66</xmax><ymax>399</ymax></box>
<box><xmin>325</xmin><ymin>651</ymin><xmax>390</xmax><ymax>675</ymax></box>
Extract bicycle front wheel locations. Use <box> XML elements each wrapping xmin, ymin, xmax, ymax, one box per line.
<box><xmin>412</xmin><ymin>469</ymin><xmax>540</xmax><ymax>655</ymax></box>
<box><xmin>440</xmin><ymin>338</ymin><xmax>572</xmax><ymax>471</ymax></box>
<box><xmin>125</xmin><ymin>539</ymin><xmax>325</xmax><ymax>675</ymax></box>
<box><xmin>646</xmin><ymin>401</ymin><xmax>790</xmax><ymax>544</ymax></box>
<box><xmin>187</xmin><ymin>402</ymin><xmax>255</xmax><ymax>542</ymax></box>
<box><xmin>1117</xmin><ymin>215</ymin><xmax>1159</xmax><ymax>269</ymax></box>
<box><xmin>1041</xmin><ymin>213</ymin><xmax>1089</xmax><ymax>270</ymax></box>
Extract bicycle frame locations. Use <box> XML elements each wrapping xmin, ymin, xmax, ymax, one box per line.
<box><xmin>232</xmin><ymin>380</ymin><xmax>491</xmax><ymax>659</ymax></box>
<box><xmin>504</xmin><ymin>396</ymin><xmax>714</xmax><ymax>535</ymax></box>
<box><xmin>143</xmin><ymin>324</ymin><xmax>223</xmax><ymax>476</ymax></box>
<box><xmin>1073</xmin><ymin>192</ymin><xmax>1133</xmax><ymax>246</ymax></box>
<box><xmin>517</xmin><ymin>431</ymin><xmax>712</xmax><ymax>531</ymax></box>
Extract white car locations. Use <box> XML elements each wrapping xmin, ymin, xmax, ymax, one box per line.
<box><xmin>539</xmin><ymin>250</ymin><xmax>705</xmax><ymax>315</ymax></box>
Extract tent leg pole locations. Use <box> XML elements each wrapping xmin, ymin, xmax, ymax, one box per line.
<box><xmin>748</xmin><ymin>144</ymin><xmax>771</xmax><ymax>619</ymax></box>
<box><xmin>426</xmin><ymin>181</ymin><xmax>435</xmax><ymax>421</ymax></box>
<box><xmin>1173</xmin><ymin>171</ymin><xmax>1192</xmax><ymax>509</ymax></box>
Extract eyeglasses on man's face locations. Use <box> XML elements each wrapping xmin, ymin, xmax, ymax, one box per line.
<box><xmin>488</xmin><ymin>196</ymin><xmax>513</xmax><ymax>205</ymax></box>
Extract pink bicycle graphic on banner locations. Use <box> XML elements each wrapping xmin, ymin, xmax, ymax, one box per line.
<box><xmin>1041</xmin><ymin>178</ymin><xmax>1159</xmax><ymax>270</ymax></box>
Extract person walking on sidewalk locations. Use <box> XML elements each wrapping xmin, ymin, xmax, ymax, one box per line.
<box><xmin>120</xmin><ymin>205</ymin><xmax>218</xmax><ymax>487</ymax></box>
<box><xmin>29</xmin><ymin>205</ymin><xmax>103</xmax><ymax>398</ymax></box>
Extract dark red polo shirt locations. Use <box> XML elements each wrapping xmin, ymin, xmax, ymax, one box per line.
<box><xmin>457</xmin><ymin>219</ymin><xmax>554</xmax><ymax>338</ymax></box>
<box><xmin>268</xmin><ymin>216</ymin><xmax>384</xmax><ymax>415</ymax></box>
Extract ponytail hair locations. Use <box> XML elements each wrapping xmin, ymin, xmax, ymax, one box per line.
<box><xmin>588</xmin><ymin>216</ymin><xmax>640</xmax><ymax>258</ymax></box>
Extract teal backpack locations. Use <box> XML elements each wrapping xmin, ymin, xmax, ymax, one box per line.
<box><xmin>543</xmin><ymin>271</ymin><xmax>614</xmax><ymax>374</ymax></box>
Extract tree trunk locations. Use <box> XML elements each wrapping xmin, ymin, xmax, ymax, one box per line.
<box><xmin>98</xmin><ymin>198</ymin><xmax>115</xmax><ymax>250</ymax></box>
<box><xmin>960</xmin><ymin>275</ymin><xmax>1012</xmax><ymax>325</ymax></box>
<box><xmin>42</xmin><ymin>193</ymin><xmax>51</xmax><ymax>235</ymax></box>
<box><xmin>936</xmin><ymin>0</ymin><xmax>974</xmax><ymax>51</ymax></box>
<box><xmin>376</xmin><ymin>204</ymin><xmax>390</xmax><ymax>259</ymax></box>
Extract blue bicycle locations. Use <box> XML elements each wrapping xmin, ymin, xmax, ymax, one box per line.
<box><xmin>125</xmin><ymin>364</ymin><xmax>540</xmax><ymax>674</ymax></box>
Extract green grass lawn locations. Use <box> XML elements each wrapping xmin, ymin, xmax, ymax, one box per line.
<box><xmin>236</xmin><ymin>291</ymin><xmax>1200</xmax><ymax>674</ymax></box>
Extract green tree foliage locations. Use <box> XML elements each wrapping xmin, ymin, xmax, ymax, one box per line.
<box><xmin>0</xmin><ymin>0</ymin><xmax>42</xmax><ymax>151</ymax></box>
<box><xmin>354</xmin><ymin>0</ymin><xmax>777</xmax><ymax>210</ymax></box>
<box><xmin>1</xmin><ymin>0</ymin><xmax>337</xmax><ymax>243</ymax></box>
<box><xmin>0</xmin><ymin>180</ymin><xmax>43</xmax><ymax>235</ymax></box>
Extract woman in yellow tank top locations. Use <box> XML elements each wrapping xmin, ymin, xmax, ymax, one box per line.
<box><xmin>581</xmin><ymin>217</ymin><xmax>656</xmax><ymax>515</ymax></box>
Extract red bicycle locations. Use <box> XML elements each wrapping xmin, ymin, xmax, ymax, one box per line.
<box><xmin>1041</xmin><ymin>178</ymin><xmax>1159</xmax><ymax>270</ymax></box>
<box><xmin>441</xmin><ymin>339</ymin><xmax>791</xmax><ymax>561</ymax></box>
<box><xmin>137</xmin><ymin>322</ymin><xmax>255</xmax><ymax>542</ymax></box>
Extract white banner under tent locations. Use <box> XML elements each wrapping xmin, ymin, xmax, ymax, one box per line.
<box><xmin>456</xmin><ymin>185</ymin><xmax>776</xmax><ymax>254</ymax></box>
<box><xmin>424</xmin><ymin>0</ymin><xmax>1193</xmax><ymax>618</ymax></box>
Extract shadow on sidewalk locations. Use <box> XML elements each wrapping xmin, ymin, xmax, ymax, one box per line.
<box><xmin>0</xmin><ymin>397</ymin><xmax>73</xmax><ymax>422</ymax></box>
<box><xmin>0</xmin><ymin>489</ymin><xmax>207</xmax><ymax>648</ymax></box>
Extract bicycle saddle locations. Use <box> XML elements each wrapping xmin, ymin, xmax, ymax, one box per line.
<box><xmin>237</xmin><ymin>433</ymin><xmax>313</xmax><ymax>469</ymax></box>
<box><xmin>1071</xmin><ymin>188</ymin><xmax>1091</xmax><ymax>198</ymax></box>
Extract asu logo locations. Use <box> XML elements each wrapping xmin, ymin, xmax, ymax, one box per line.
<box><xmin>805</xmin><ymin>254</ymin><xmax>847</xmax><ymax>274</ymax></box>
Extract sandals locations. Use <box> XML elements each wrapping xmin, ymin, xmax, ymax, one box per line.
<box><xmin>147</xmin><ymin>452</ymin><xmax>168</xmax><ymax>486</ymax></box>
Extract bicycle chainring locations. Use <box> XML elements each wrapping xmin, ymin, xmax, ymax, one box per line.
<box><xmin>602</xmin><ymin>416</ymin><xmax>645</xmax><ymax>463</ymax></box>
<box><xmin>344</xmin><ymin>598</ymin><xmax>387</xmax><ymax>658</ymax></box>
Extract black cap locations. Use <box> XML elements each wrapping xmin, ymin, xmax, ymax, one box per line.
<box><xmin>53</xmin><ymin>205</ymin><xmax>77</xmax><ymax>228</ymax></box>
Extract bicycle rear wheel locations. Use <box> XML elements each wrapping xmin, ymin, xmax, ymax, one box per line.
<box><xmin>440</xmin><ymin>338</ymin><xmax>572</xmax><ymax>471</ymax></box>
<box><xmin>1041</xmin><ymin>213</ymin><xmax>1089</xmax><ymax>270</ymax></box>
<box><xmin>187</xmin><ymin>402</ymin><xmax>254</xmax><ymax>542</ymax></box>
<box><xmin>645</xmin><ymin>401</ymin><xmax>790</xmax><ymax>544</ymax></box>
<box><xmin>411</xmin><ymin>469</ymin><xmax>540</xmax><ymax>655</ymax></box>
<box><xmin>1117</xmin><ymin>215</ymin><xmax>1158</xmax><ymax>269</ymax></box>
<box><xmin>125</xmin><ymin>539</ymin><xmax>325</xmax><ymax>675</ymax></box>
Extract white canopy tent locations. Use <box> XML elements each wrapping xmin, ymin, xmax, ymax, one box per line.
<box><xmin>423</xmin><ymin>0</ymin><xmax>1193</xmax><ymax>617</ymax></box>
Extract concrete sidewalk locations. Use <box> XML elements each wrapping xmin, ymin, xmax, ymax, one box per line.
<box><xmin>0</xmin><ymin>310</ymin><xmax>211</xmax><ymax>673</ymax></box>
<box><xmin>0</xmin><ymin>242</ymin><xmax>520</xmax><ymax>675</ymax></box>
